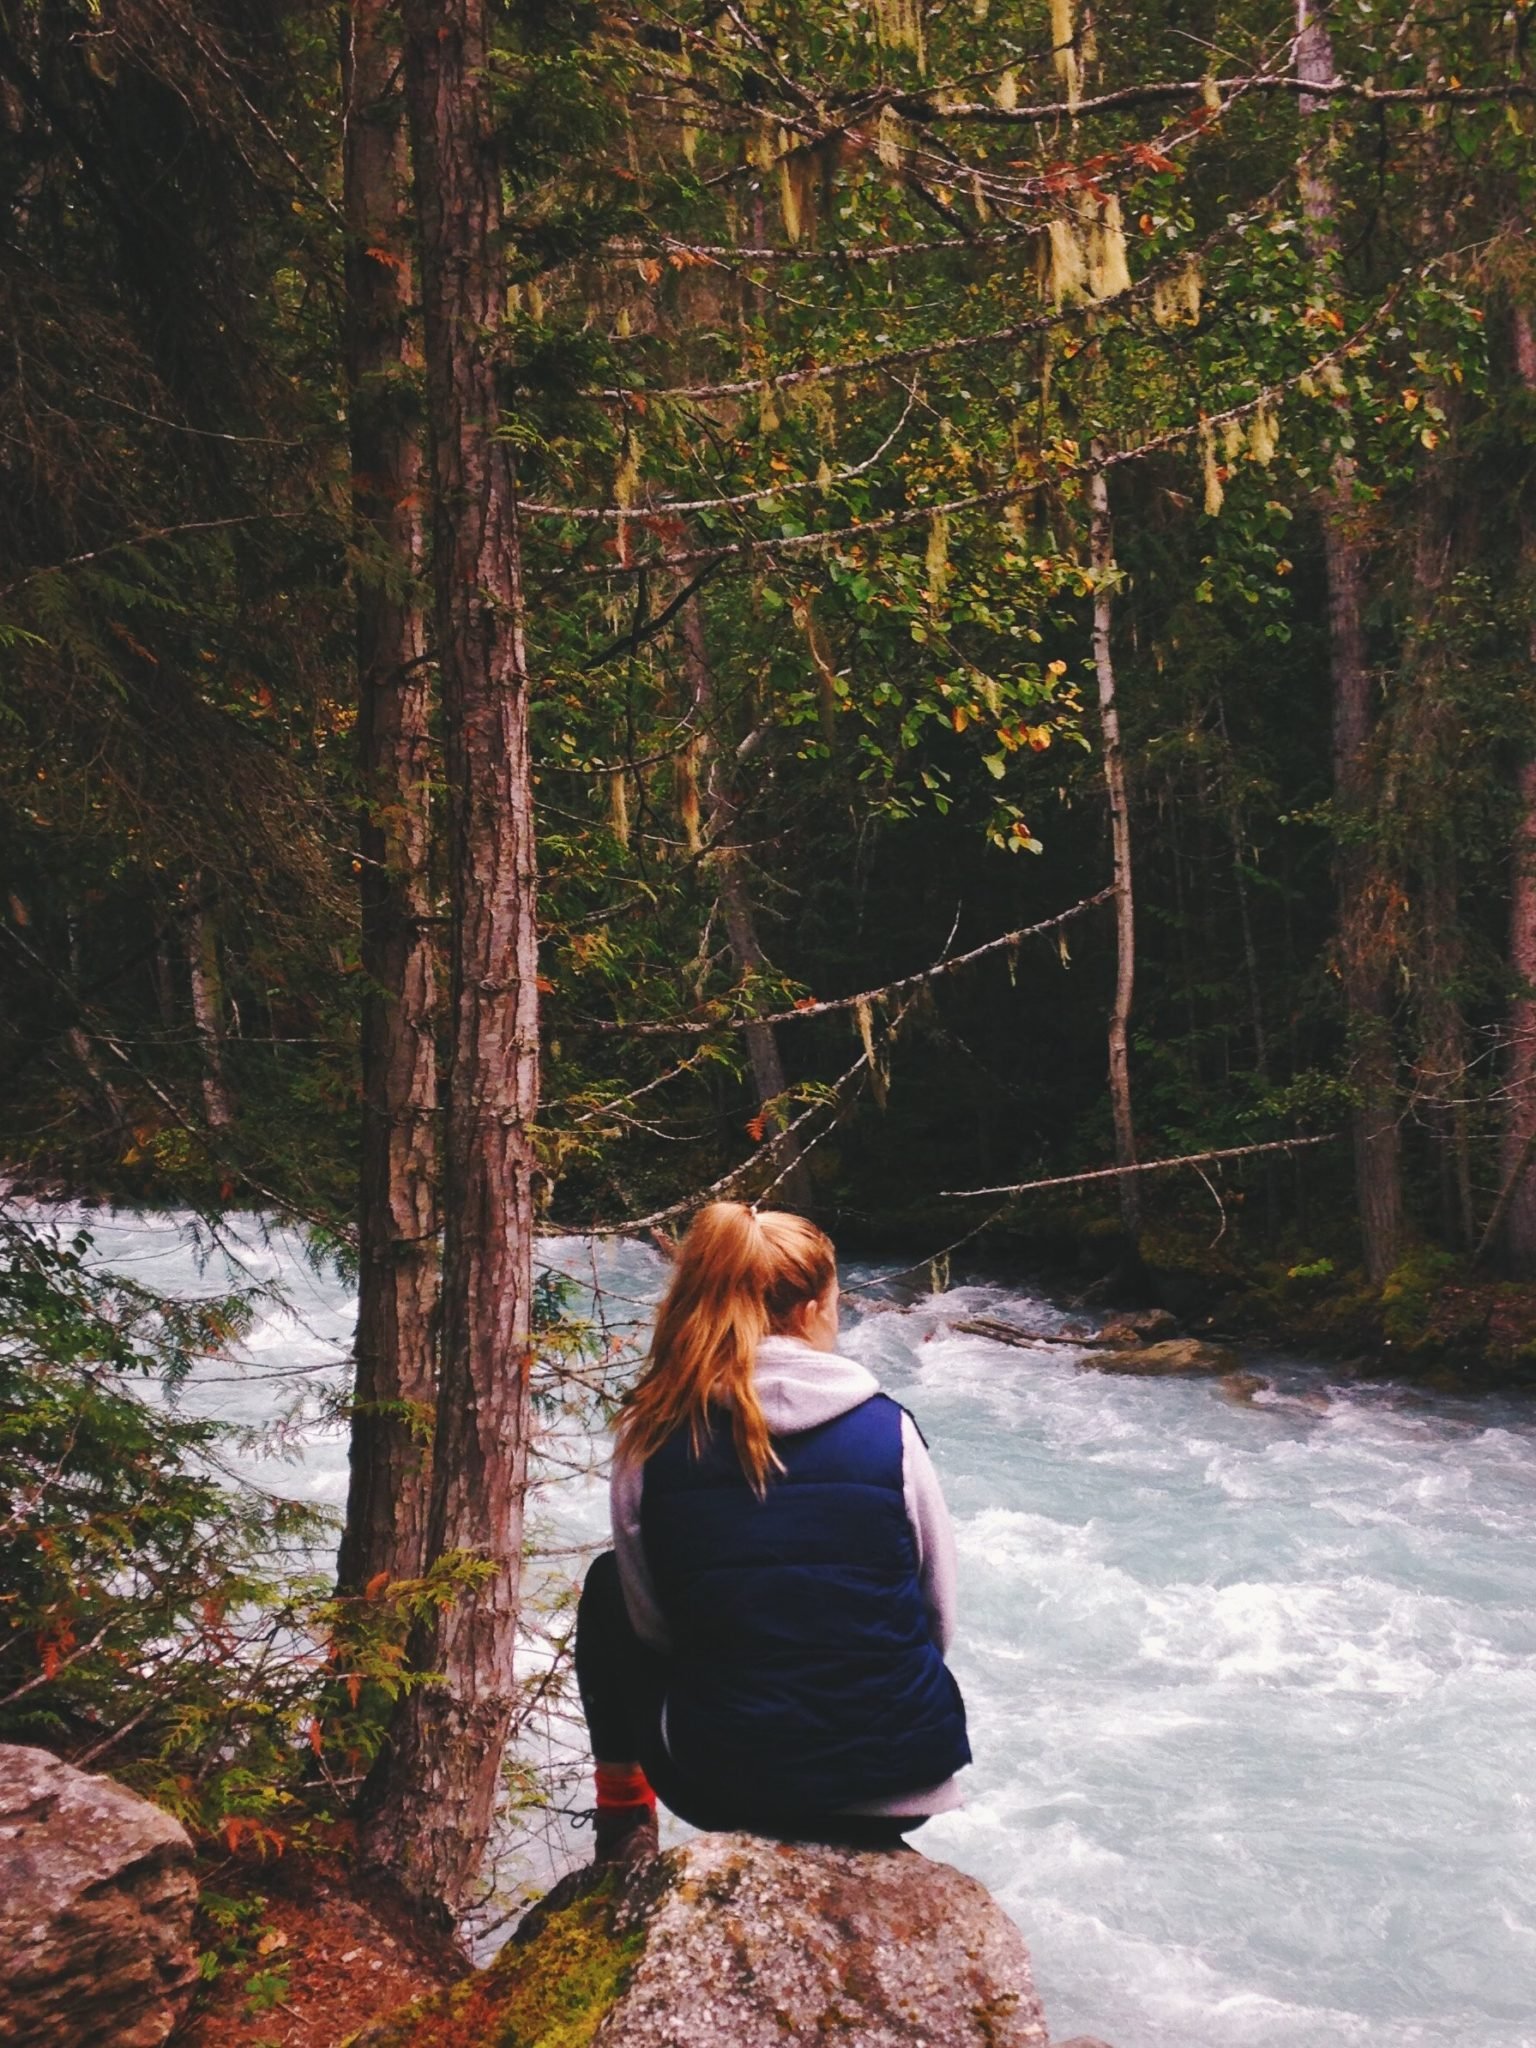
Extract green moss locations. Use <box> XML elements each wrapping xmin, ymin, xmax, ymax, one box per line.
<box><xmin>344</xmin><ymin>1873</ymin><xmax>645</xmax><ymax>2048</ymax></box>
<box><xmin>484</xmin><ymin>1879</ymin><xmax>644</xmax><ymax>2048</ymax></box>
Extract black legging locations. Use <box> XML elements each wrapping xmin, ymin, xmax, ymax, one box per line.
<box><xmin>573</xmin><ymin>1551</ymin><xmax>922</xmax><ymax>1849</ymax></box>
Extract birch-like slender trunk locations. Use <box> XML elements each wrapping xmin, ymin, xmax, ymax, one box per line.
<box><xmin>680</xmin><ymin>595</ymin><xmax>811</xmax><ymax>1207</ymax></box>
<box><xmin>1296</xmin><ymin>0</ymin><xmax>1401</xmax><ymax>1284</ymax></box>
<box><xmin>1088</xmin><ymin>453</ymin><xmax>1139</xmax><ymax>1237</ymax></box>
<box><xmin>186</xmin><ymin>879</ymin><xmax>235</xmax><ymax>1130</ymax></box>
<box><xmin>337</xmin><ymin>0</ymin><xmax>439</xmax><ymax>1599</ymax></box>
<box><xmin>360</xmin><ymin>0</ymin><xmax>540</xmax><ymax>1924</ymax></box>
<box><xmin>1498</xmin><ymin>307</ymin><xmax>1536</xmax><ymax>1273</ymax></box>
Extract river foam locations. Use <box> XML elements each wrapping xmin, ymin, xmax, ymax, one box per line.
<box><xmin>43</xmin><ymin>1211</ymin><xmax>1536</xmax><ymax>2047</ymax></box>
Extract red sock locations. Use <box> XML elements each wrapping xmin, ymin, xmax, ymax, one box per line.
<box><xmin>595</xmin><ymin>1762</ymin><xmax>655</xmax><ymax>1814</ymax></box>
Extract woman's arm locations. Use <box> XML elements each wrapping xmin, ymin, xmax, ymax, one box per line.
<box><xmin>900</xmin><ymin>1414</ymin><xmax>959</xmax><ymax>1653</ymax></box>
<box><xmin>609</xmin><ymin>1444</ymin><xmax>674</xmax><ymax>1652</ymax></box>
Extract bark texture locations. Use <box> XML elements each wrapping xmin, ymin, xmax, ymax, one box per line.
<box><xmin>1088</xmin><ymin>456</ymin><xmax>1139</xmax><ymax>1238</ymax></box>
<box><xmin>1296</xmin><ymin>0</ymin><xmax>1402</xmax><ymax>1284</ymax></box>
<box><xmin>1499</xmin><ymin>306</ymin><xmax>1536</xmax><ymax>1273</ymax></box>
<box><xmin>186</xmin><ymin>879</ymin><xmax>235</xmax><ymax>1130</ymax></box>
<box><xmin>360</xmin><ymin>0</ymin><xmax>540</xmax><ymax>1923</ymax></box>
<box><xmin>338</xmin><ymin>0</ymin><xmax>440</xmax><ymax>1598</ymax></box>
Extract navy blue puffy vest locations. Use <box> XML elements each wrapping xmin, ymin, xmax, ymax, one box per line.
<box><xmin>640</xmin><ymin>1391</ymin><xmax>970</xmax><ymax>1815</ymax></box>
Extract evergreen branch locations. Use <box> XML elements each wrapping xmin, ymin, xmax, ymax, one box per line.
<box><xmin>0</xmin><ymin>514</ymin><xmax>301</xmax><ymax>601</ymax></box>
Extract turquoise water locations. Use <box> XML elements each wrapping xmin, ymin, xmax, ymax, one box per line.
<box><xmin>54</xmin><ymin>1212</ymin><xmax>1536</xmax><ymax>2047</ymax></box>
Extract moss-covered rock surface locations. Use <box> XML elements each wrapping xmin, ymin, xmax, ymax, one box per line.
<box><xmin>349</xmin><ymin>1833</ymin><xmax>1053</xmax><ymax>2048</ymax></box>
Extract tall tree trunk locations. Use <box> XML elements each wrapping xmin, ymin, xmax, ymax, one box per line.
<box><xmin>1296</xmin><ymin>0</ymin><xmax>1402</xmax><ymax>1284</ymax></box>
<box><xmin>1401</xmin><ymin>445</ymin><xmax>1474</xmax><ymax>1249</ymax></box>
<box><xmin>336</xmin><ymin>0</ymin><xmax>440</xmax><ymax>1599</ymax></box>
<box><xmin>186</xmin><ymin>877</ymin><xmax>235</xmax><ymax>1130</ymax></box>
<box><xmin>680</xmin><ymin>595</ymin><xmax>811</xmax><ymax>1207</ymax></box>
<box><xmin>1088</xmin><ymin>454</ymin><xmax>1139</xmax><ymax>1237</ymax></box>
<box><xmin>1499</xmin><ymin>306</ymin><xmax>1536</xmax><ymax>1273</ymax></box>
<box><xmin>360</xmin><ymin>0</ymin><xmax>540</xmax><ymax>1925</ymax></box>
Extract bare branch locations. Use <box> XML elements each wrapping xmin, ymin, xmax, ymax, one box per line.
<box><xmin>573</xmin><ymin>887</ymin><xmax>1113</xmax><ymax>1037</ymax></box>
<box><xmin>939</xmin><ymin>1132</ymin><xmax>1341</xmax><ymax>1199</ymax></box>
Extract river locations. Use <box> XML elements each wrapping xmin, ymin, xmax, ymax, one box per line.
<box><xmin>61</xmin><ymin>1209</ymin><xmax>1536</xmax><ymax>2048</ymax></box>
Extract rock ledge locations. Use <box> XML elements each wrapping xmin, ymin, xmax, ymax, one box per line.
<box><xmin>353</xmin><ymin>1833</ymin><xmax>1057</xmax><ymax>2048</ymax></box>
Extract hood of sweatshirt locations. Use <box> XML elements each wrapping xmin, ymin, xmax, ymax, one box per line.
<box><xmin>750</xmin><ymin>1333</ymin><xmax>881</xmax><ymax>1435</ymax></box>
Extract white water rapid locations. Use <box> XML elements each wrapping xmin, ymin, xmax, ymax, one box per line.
<box><xmin>59</xmin><ymin>1211</ymin><xmax>1536</xmax><ymax>2048</ymax></box>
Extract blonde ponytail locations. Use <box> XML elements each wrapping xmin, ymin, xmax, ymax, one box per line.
<box><xmin>617</xmin><ymin>1202</ymin><xmax>836</xmax><ymax>1492</ymax></box>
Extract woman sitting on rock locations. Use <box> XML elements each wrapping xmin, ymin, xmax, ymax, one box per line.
<box><xmin>575</xmin><ymin>1200</ymin><xmax>970</xmax><ymax>1860</ymax></box>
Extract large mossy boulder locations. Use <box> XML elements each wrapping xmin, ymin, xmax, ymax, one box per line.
<box><xmin>0</xmin><ymin>1742</ymin><xmax>199</xmax><ymax>2048</ymax></box>
<box><xmin>352</xmin><ymin>1833</ymin><xmax>1054</xmax><ymax>2048</ymax></box>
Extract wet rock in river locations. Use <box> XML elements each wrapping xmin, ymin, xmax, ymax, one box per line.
<box><xmin>1079</xmin><ymin>1338</ymin><xmax>1238</xmax><ymax>1376</ymax></box>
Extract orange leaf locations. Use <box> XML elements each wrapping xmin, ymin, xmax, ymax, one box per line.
<box><xmin>364</xmin><ymin>1570</ymin><xmax>391</xmax><ymax>1600</ymax></box>
<box><xmin>745</xmin><ymin>1113</ymin><xmax>766</xmax><ymax>1142</ymax></box>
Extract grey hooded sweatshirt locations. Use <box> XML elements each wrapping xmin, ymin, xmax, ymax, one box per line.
<box><xmin>610</xmin><ymin>1332</ymin><xmax>965</xmax><ymax>1817</ymax></box>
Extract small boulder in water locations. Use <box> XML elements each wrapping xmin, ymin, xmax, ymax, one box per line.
<box><xmin>1218</xmin><ymin>1370</ymin><xmax>1270</xmax><ymax>1404</ymax></box>
<box><xmin>1098</xmin><ymin>1308</ymin><xmax>1179</xmax><ymax>1346</ymax></box>
<box><xmin>1080</xmin><ymin>1338</ymin><xmax>1237</xmax><ymax>1376</ymax></box>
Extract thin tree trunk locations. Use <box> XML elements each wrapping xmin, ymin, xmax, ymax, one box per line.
<box><xmin>680</xmin><ymin>595</ymin><xmax>811</xmax><ymax>1207</ymax></box>
<box><xmin>1088</xmin><ymin>453</ymin><xmax>1139</xmax><ymax>1238</ymax></box>
<box><xmin>360</xmin><ymin>0</ymin><xmax>540</xmax><ymax>1925</ymax></box>
<box><xmin>1296</xmin><ymin>0</ymin><xmax>1401</xmax><ymax>1284</ymax></box>
<box><xmin>337</xmin><ymin>0</ymin><xmax>440</xmax><ymax>1599</ymax></box>
<box><xmin>1499</xmin><ymin>306</ymin><xmax>1536</xmax><ymax>1273</ymax></box>
<box><xmin>186</xmin><ymin>878</ymin><xmax>235</xmax><ymax>1130</ymax></box>
<box><xmin>1403</xmin><ymin>459</ymin><xmax>1473</xmax><ymax>1250</ymax></box>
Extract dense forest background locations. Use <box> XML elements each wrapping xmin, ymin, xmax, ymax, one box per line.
<box><xmin>5</xmin><ymin>0</ymin><xmax>1536</xmax><ymax>1937</ymax></box>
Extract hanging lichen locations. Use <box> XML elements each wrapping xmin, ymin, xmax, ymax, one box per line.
<box><xmin>1079</xmin><ymin>4</ymin><xmax>1098</xmax><ymax>65</ymax></box>
<box><xmin>1047</xmin><ymin>216</ymin><xmax>1086</xmax><ymax>306</ymax></box>
<box><xmin>758</xmin><ymin>380</ymin><xmax>781</xmax><ymax>437</ymax></box>
<box><xmin>854</xmin><ymin>999</ymin><xmax>888</xmax><ymax>1108</ymax></box>
<box><xmin>874</xmin><ymin>106</ymin><xmax>907</xmax><ymax>170</ymax></box>
<box><xmin>873</xmin><ymin>0</ymin><xmax>927</xmax><ymax>71</ymax></box>
<box><xmin>1248</xmin><ymin>397</ymin><xmax>1281</xmax><ymax>465</ymax></box>
<box><xmin>1199</xmin><ymin>419</ymin><xmax>1224</xmax><ymax>516</ymax></box>
<box><xmin>925</xmin><ymin>511</ymin><xmax>951</xmax><ymax>606</ymax></box>
<box><xmin>1048</xmin><ymin>193</ymin><xmax>1129</xmax><ymax>305</ymax></box>
<box><xmin>994</xmin><ymin>66</ymin><xmax>1018</xmax><ymax>111</ymax></box>
<box><xmin>609</xmin><ymin>771</ymin><xmax>631</xmax><ymax>850</ymax></box>
<box><xmin>748</xmin><ymin>114</ymin><xmax>778</xmax><ymax>173</ymax></box>
<box><xmin>777</xmin><ymin>136</ymin><xmax>817</xmax><ymax>246</ymax></box>
<box><xmin>816</xmin><ymin>456</ymin><xmax>834</xmax><ymax>491</ymax></box>
<box><xmin>1050</xmin><ymin>0</ymin><xmax>1081</xmax><ymax>110</ymax></box>
<box><xmin>971</xmin><ymin>172</ymin><xmax>991</xmax><ymax>223</ymax></box>
<box><xmin>1151</xmin><ymin>258</ymin><xmax>1201</xmax><ymax>328</ymax></box>
<box><xmin>614</xmin><ymin>426</ymin><xmax>643</xmax><ymax>566</ymax></box>
<box><xmin>1085</xmin><ymin>192</ymin><xmax>1131</xmax><ymax>298</ymax></box>
<box><xmin>676</xmin><ymin>742</ymin><xmax>702</xmax><ymax>855</ymax></box>
<box><xmin>1221</xmin><ymin>417</ymin><xmax>1246</xmax><ymax>464</ymax></box>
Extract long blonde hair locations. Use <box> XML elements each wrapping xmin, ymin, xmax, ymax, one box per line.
<box><xmin>617</xmin><ymin>1202</ymin><xmax>836</xmax><ymax>1492</ymax></box>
